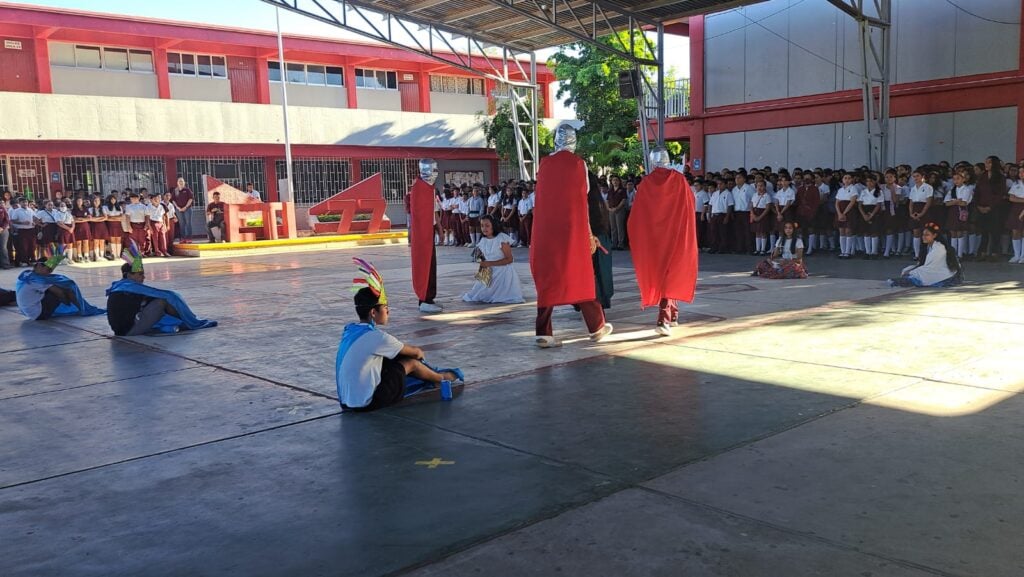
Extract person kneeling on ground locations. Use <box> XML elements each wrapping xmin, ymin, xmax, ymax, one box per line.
<box><xmin>336</xmin><ymin>258</ymin><xmax>463</xmax><ymax>412</ymax></box>
<box><xmin>105</xmin><ymin>242</ymin><xmax>218</xmax><ymax>336</ymax></box>
<box><xmin>752</xmin><ymin>221</ymin><xmax>809</xmax><ymax>279</ymax></box>
<box><xmin>888</xmin><ymin>222</ymin><xmax>963</xmax><ymax>288</ymax></box>
<box><xmin>15</xmin><ymin>246</ymin><xmax>105</xmax><ymax>320</ymax></box>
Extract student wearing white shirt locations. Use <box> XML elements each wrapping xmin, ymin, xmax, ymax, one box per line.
<box><xmin>815</xmin><ymin>174</ymin><xmax>836</xmax><ymax>252</ymax></box>
<box><xmin>35</xmin><ymin>200</ymin><xmax>60</xmax><ymax>249</ymax></box>
<box><xmin>1007</xmin><ymin>165</ymin><xmax>1024</xmax><ymax>263</ymax></box>
<box><xmin>245</xmin><ymin>183</ymin><xmax>262</xmax><ymax>202</ymax></box>
<box><xmin>55</xmin><ymin>203</ymin><xmax>75</xmax><ymax>260</ymax></box>
<box><xmin>749</xmin><ymin>180</ymin><xmax>773</xmax><ymax>255</ymax></box>
<box><xmin>103</xmin><ymin>194</ymin><xmax>124</xmax><ymax>260</ymax></box>
<box><xmin>907</xmin><ymin>169</ymin><xmax>934</xmax><ymax>259</ymax></box>
<box><xmin>752</xmin><ymin>221</ymin><xmax>808</xmax><ymax>279</ymax></box>
<box><xmin>834</xmin><ymin>174</ymin><xmax>860</xmax><ymax>259</ymax></box>
<box><xmin>145</xmin><ymin>193</ymin><xmax>170</xmax><ymax>258</ymax></box>
<box><xmin>486</xmin><ymin>186</ymin><xmax>501</xmax><ymax>219</ymax></box>
<box><xmin>704</xmin><ymin>178</ymin><xmax>733</xmax><ymax>253</ymax></box>
<box><xmin>772</xmin><ymin>175</ymin><xmax>796</xmax><ymax>248</ymax></box>
<box><xmin>517</xmin><ymin>188</ymin><xmax>533</xmax><ymax>248</ymax></box>
<box><xmin>11</xmin><ymin>198</ymin><xmax>38</xmax><ymax>266</ymax></box>
<box><xmin>943</xmin><ymin>171</ymin><xmax>974</xmax><ymax>257</ymax></box>
<box><xmin>857</xmin><ymin>173</ymin><xmax>885</xmax><ymax>258</ymax></box>
<box><xmin>123</xmin><ymin>192</ymin><xmax>150</xmax><ymax>256</ymax></box>
<box><xmin>881</xmin><ymin>170</ymin><xmax>904</xmax><ymax>258</ymax></box>
<box><xmin>693</xmin><ymin>183</ymin><xmax>710</xmax><ymax>250</ymax></box>
<box><xmin>731</xmin><ymin>173</ymin><xmax>755</xmax><ymax>254</ymax></box>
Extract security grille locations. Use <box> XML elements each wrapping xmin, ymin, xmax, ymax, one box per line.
<box><xmin>61</xmin><ymin>156</ymin><xmax>99</xmax><ymax>194</ymax></box>
<box><xmin>7</xmin><ymin>155</ymin><xmax>49</xmax><ymax>199</ymax></box>
<box><xmin>0</xmin><ymin>156</ymin><xmax>8</xmax><ymax>195</ymax></box>
<box><xmin>274</xmin><ymin>158</ymin><xmax>351</xmax><ymax>206</ymax></box>
<box><xmin>497</xmin><ymin>159</ymin><xmax>520</xmax><ymax>183</ymax></box>
<box><xmin>175</xmin><ymin>157</ymin><xmax>266</xmax><ymax>207</ymax></box>
<box><xmin>98</xmin><ymin>157</ymin><xmax>166</xmax><ymax>196</ymax></box>
<box><xmin>359</xmin><ymin>158</ymin><xmax>418</xmax><ymax>205</ymax></box>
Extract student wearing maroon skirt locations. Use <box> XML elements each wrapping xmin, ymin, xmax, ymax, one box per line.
<box><xmin>103</xmin><ymin>194</ymin><xmax>124</xmax><ymax>260</ymax></box>
<box><xmin>943</xmin><ymin>171</ymin><xmax>974</xmax><ymax>258</ymax></box>
<box><xmin>907</xmin><ymin>169</ymin><xmax>934</xmax><ymax>260</ymax></box>
<box><xmin>795</xmin><ymin>173</ymin><xmax>821</xmax><ymax>255</ymax></box>
<box><xmin>1004</xmin><ymin>165</ymin><xmax>1024</xmax><ymax>263</ymax></box>
<box><xmin>749</xmin><ymin>180</ymin><xmax>773</xmax><ymax>255</ymax></box>
<box><xmin>123</xmin><ymin>192</ymin><xmax>150</xmax><ymax>252</ymax></box>
<box><xmin>834</xmin><ymin>174</ymin><xmax>860</xmax><ymax>259</ymax></box>
<box><xmin>55</xmin><ymin>202</ymin><xmax>75</xmax><ymax>258</ymax></box>
<box><xmin>881</xmin><ymin>170</ymin><xmax>903</xmax><ymax>258</ymax></box>
<box><xmin>857</xmin><ymin>174</ymin><xmax>885</xmax><ymax>259</ymax></box>
<box><xmin>71</xmin><ymin>196</ymin><xmax>93</xmax><ymax>263</ymax></box>
<box><xmin>88</xmin><ymin>195</ymin><xmax>113</xmax><ymax>261</ymax></box>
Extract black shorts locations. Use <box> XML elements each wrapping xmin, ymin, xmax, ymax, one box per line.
<box><xmin>37</xmin><ymin>291</ymin><xmax>62</xmax><ymax>320</ymax></box>
<box><xmin>346</xmin><ymin>357</ymin><xmax>407</xmax><ymax>412</ymax></box>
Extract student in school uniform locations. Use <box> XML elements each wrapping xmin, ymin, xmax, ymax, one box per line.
<box><xmin>881</xmin><ymin>170</ymin><xmax>903</xmax><ymax>258</ymax></box>
<box><xmin>486</xmin><ymin>185</ymin><xmax>501</xmax><ymax>219</ymax></box>
<box><xmin>88</xmin><ymin>195</ymin><xmax>112</xmax><ymax>261</ymax></box>
<box><xmin>772</xmin><ymin>175</ymin><xmax>797</xmax><ymax>248</ymax></box>
<box><xmin>466</xmin><ymin>185</ymin><xmax>486</xmax><ymax>247</ymax></box>
<box><xmin>162</xmin><ymin>192</ymin><xmax>178</xmax><ymax>255</ymax></box>
<box><xmin>907</xmin><ymin>169</ymin><xmax>934</xmax><ymax>260</ymax></box>
<box><xmin>499</xmin><ymin>188</ymin><xmax>520</xmax><ymax>246</ymax></box>
<box><xmin>857</xmin><ymin>173</ymin><xmax>885</xmax><ymax>259</ymax></box>
<box><xmin>517</xmin><ymin>188</ymin><xmax>533</xmax><ymax>248</ymax></box>
<box><xmin>70</xmin><ymin>196</ymin><xmax>93</xmax><ymax>262</ymax></box>
<box><xmin>927</xmin><ymin>171</ymin><xmax>949</xmax><ymax>233</ymax></box>
<box><xmin>456</xmin><ymin>190</ymin><xmax>470</xmax><ymax>246</ymax></box>
<box><xmin>834</xmin><ymin>173</ymin><xmax>860</xmax><ymax>259</ymax></box>
<box><xmin>705</xmin><ymin>178</ymin><xmax>733</xmax><ymax>254</ymax></box>
<box><xmin>55</xmin><ymin>202</ymin><xmax>75</xmax><ymax>260</ymax></box>
<box><xmin>974</xmin><ymin>156</ymin><xmax>1009</xmax><ymax>260</ymax></box>
<box><xmin>35</xmin><ymin>200</ymin><xmax>60</xmax><ymax>250</ymax></box>
<box><xmin>693</xmin><ymin>180</ymin><xmax>710</xmax><ymax>251</ymax></box>
<box><xmin>440</xmin><ymin>190</ymin><xmax>454</xmax><ymax>246</ymax></box>
<box><xmin>731</xmin><ymin>173</ymin><xmax>754</xmax><ymax>254</ymax></box>
<box><xmin>433</xmin><ymin>187</ymin><xmax>444</xmax><ymax>246</ymax></box>
<box><xmin>1007</xmin><ymin>165</ymin><xmax>1024</xmax><ymax>263</ymax></box>
<box><xmin>887</xmin><ymin>222</ymin><xmax>962</xmax><ymax>287</ymax></box>
<box><xmin>795</xmin><ymin>173</ymin><xmax>821</xmax><ymax>255</ymax></box>
<box><xmin>752</xmin><ymin>221</ymin><xmax>808</xmax><ymax>279</ymax></box>
<box><xmin>123</xmin><ymin>192</ymin><xmax>150</xmax><ymax>253</ymax></box>
<box><xmin>103</xmin><ymin>194</ymin><xmax>124</xmax><ymax>261</ymax></box>
<box><xmin>813</xmin><ymin>173</ymin><xmax>834</xmax><ymax>252</ymax></box>
<box><xmin>749</xmin><ymin>180</ymin><xmax>773</xmax><ymax>256</ymax></box>
<box><xmin>145</xmin><ymin>193</ymin><xmax>170</xmax><ymax>258</ymax></box>
<box><xmin>943</xmin><ymin>170</ymin><xmax>974</xmax><ymax>259</ymax></box>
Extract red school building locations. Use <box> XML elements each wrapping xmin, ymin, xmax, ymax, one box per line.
<box><xmin>0</xmin><ymin>2</ymin><xmax>556</xmax><ymax>222</ymax></box>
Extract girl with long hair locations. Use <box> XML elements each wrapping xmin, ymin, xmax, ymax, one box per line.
<box><xmin>752</xmin><ymin>221</ymin><xmax>808</xmax><ymax>279</ymax></box>
<box><xmin>88</xmin><ymin>194</ymin><xmax>113</xmax><ymax>260</ymax></box>
<box><xmin>71</xmin><ymin>196</ymin><xmax>92</xmax><ymax>262</ymax></box>
<box><xmin>888</xmin><ymin>222</ymin><xmax>962</xmax><ymax>287</ymax></box>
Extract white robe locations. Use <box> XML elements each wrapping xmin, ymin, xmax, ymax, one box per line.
<box><xmin>901</xmin><ymin>242</ymin><xmax>956</xmax><ymax>286</ymax></box>
<box><xmin>462</xmin><ymin>233</ymin><xmax>525</xmax><ymax>304</ymax></box>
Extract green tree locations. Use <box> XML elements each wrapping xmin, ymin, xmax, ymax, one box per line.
<box><xmin>548</xmin><ymin>31</ymin><xmax>657</xmax><ymax>173</ymax></box>
<box><xmin>477</xmin><ymin>98</ymin><xmax>552</xmax><ymax>167</ymax></box>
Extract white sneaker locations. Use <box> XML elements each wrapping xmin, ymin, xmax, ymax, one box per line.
<box><xmin>1010</xmin><ymin>256</ymin><xmax>1022</xmax><ymax>264</ymax></box>
<box><xmin>589</xmin><ymin>323</ymin><xmax>614</xmax><ymax>342</ymax></box>
<box><xmin>655</xmin><ymin>323</ymin><xmax>672</xmax><ymax>337</ymax></box>
<box><xmin>535</xmin><ymin>335</ymin><xmax>562</xmax><ymax>348</ymax></box>
<box><xmin>464</xmin><ymin>242</ymin><xmax>473</xmax><ymax>247</ymax></box>
<box><xmin>419</xmin><ymin>302</ymin><xmax>443</xmax><ymax>313</ymax></box>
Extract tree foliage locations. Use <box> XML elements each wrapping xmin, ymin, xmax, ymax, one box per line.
<box><xmin>478</xmin><ymin>98</ymin><xmax>553</xmax><ymax>167</ymax></box>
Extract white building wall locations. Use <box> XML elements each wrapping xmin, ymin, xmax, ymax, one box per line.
<box><xmin>270</xmin><ymin>83</ymin><xmax>347</xmax><ymax>108</ymax></box>
<box><xmin>356</xmin><ymin>88</ymin><xmax>401</xmax><ymax>111</ymax></box>
<box><xmin>429</xmin><ymin>93</ymin><xmax>488</xmax><ymax>115</ymax></box>
<box><xmin>170</xmin><ymin>76</ymin><xmax>232</xmax><ymax>103</ymax></box>
<box><xmin>704</xmin><ymin>107</ymin><xmax>1017</xmax><ymax>172</ymax></box>
<box><xmin>0</xmin><ymin>92</ymin><xmax>489</xmax><ymax>148</ymax></box>
<box><xmin>704</xmin><ymin>0</ymin><xmax>1021</xmax><ymax>107</ymax></box>
<box><xmin>51</xmin><ymin>67</ymin><xmax>158</xmax><ymax>99</ymax></box>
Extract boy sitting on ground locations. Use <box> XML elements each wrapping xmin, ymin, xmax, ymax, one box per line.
<box><xmin>336</xmin><ymin>259</ymin><xmax>461</xmax><ymax>411</ymax></box>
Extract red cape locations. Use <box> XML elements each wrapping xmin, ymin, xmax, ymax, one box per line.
<box><xmin>627</xmin><ymin>167</ymin><xmax>699</xmax><ymax>308</ymax></box>
<box><xmin>409</xmin><ymin>178</ymin><xmax>435</xmax><ymax>302</ymax></box>
<box><xmin>529</xmin><ymin>151</ymin><xmax>596</xmax><ymax>307</ymax></box>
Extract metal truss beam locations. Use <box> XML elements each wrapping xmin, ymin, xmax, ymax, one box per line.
<box><xmin>828</xmin><ymin>0</ymin><xmax>891</xmax><ymax>171</ymax></box>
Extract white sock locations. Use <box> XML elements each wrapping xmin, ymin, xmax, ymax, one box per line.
<box><xmin>884</xmin><ymin>234</ymin><xmax>895</xmax><ymax>256</ymax></box>
<box><xmin>1013</xmin><ymin>238</ymin><xmax>1022</xmax><ymax>260</ymax></box>
<box><xmin>913</xmin><ymin>237</ymin><xmax>922</xmax><ymax>258</ymax></box>
<box><xmin>871</xmin><ymin>237</ymin><xmax>880</xmax><ymax>255</ymax></box>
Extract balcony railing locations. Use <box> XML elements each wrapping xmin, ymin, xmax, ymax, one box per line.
<box><xmin>645</xmin><ymin>78</ymin><xmax>690</xmax><ymax>118</ymax></box>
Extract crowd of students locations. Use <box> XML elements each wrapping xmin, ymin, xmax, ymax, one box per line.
<box><xmin>691</xmin><ymin>156</ymin><xmax>1024</xmax><ymax>264</ymax></box>
<box><xmin>0</xmin><ymin>177</ymin><xmax>201</xmax><ymax>268</ymax></box>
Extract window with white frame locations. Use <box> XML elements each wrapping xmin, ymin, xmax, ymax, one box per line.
<box><xmin>268</xmin><ymin>62</ymin><xmax>344</xmax><ymax>86</ymax></box>
<box><xmin>167</xmin><ymin>52</ymin><xmax>227</xmax><ymax>78</ymax></box>
<box><xmin>430</xmin><ymin>75</ymin><xmax>485</xmax><ymax>95</ymax></box>
<box><xmin>48</xmin><ymin>43</ymin><xmax>154</xmax><ymax>73</ymax></box>
<box><xmin>355</xmin><ymin>68</ymin><xmax>397</xmax><ymax>90</ymax></box>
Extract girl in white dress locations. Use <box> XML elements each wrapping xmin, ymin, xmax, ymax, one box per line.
<box><xmin>462</xmin><ymin>215</ymin><xmax>525</xmax><ymax>304</ymax></box>
<box><xmin>888</xmin><ymin>222</ymin><xmax>962</xmax><ymax>287</ymax></box>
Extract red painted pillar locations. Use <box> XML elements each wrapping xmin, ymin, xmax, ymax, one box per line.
<box><xmin>33</xmin><ymin>36</ymin><xmax>52</xmax><ymax>93</ymax></box>
<box><xmin>256</xmin><ymin>56</ymin><xmax>271</xmax><ymax>104</ymax></box>
<box><xmin>688</xmin><ymin>15</ymin><xmax>705</xmax><ymax>174</ymax></box>
<box><xmin>265</xmin><ymin>157</ymin><xmax>279</xmax><ymax>202</ymax></box>
<box><xmin>417</xmin><ymin>69</ymin><xmax>431</xmax><ymax>113</ymax></box>
<box><xmin>345</xmin><ymin>60</ymin><xmax>358</xmax><ymax>109</ymax></box>
<box><xmin>350</xmin><ymin>158</ymin><xmax>361</xmax><ymax>183</ymax></box>
<box><xmin>154</xmin><ymin>47</ymin><xmax>171</xmax><ymax>99</ymax></box>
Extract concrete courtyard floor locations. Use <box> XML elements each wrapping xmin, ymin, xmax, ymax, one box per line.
<box><xmin>1</xmin><ymin>246</ymin><xmax>1022</xmax><ymax>577</ymax></box>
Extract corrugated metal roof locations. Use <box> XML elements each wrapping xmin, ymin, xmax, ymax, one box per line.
<box><xmin>355</xmin><ymin>0</ymin><xmax>766</xmax><ymax>52</ymax></box>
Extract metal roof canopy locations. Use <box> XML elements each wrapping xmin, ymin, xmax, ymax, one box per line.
<box><xmin>260</xmin><ymin>0</ymin><xmax>890</xmax><ymax>176</ymax></box>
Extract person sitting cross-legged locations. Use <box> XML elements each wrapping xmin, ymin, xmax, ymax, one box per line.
<box><xmin>336</xmin><ymin>258</ymin><xmax>463</xmax><ymax>412</ymax></box>
<box><xmin>15</xmin><ymin>246</ymin><xmax>105</xmax><ymax>321</ymax></box>
<box><xmin>105</xmin><ymin>242</ymin><xmax>218</xmax><ymax>336</ymax></box>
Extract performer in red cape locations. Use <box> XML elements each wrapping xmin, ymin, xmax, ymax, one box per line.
<box><xmin>530</xmin><ymin>123</ymin><xmax>613</xmax><ymax>348</ymax></box>
<box><xmin>410</xmin><ymin>159</ymin><xmax>443</xmax><ymax>314</ymax></box>
<box><xmin>627</xmin><ymin>147</ymin><xmax>699</xmax><ymax>337</ymax></box>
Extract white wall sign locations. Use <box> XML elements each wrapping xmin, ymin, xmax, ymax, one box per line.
<box><xmin>17</xmin><ymin>168</ymin><xmax>37</xmax><ymax>178</ymax></box>
<box><xmin>4</xmin><ymin>39</ymin><xmax>23</xmax><ymax>50</ymax></box>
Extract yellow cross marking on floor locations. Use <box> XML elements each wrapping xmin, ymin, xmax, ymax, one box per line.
<box><xmin>415</xmin><ymin>458</ymin><xmax>455</xmax><ymax>469</ymax></box>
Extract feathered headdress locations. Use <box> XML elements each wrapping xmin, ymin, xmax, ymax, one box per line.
<box><xmin>44</xmin><ymin>244</ymin><xmax>67</xmax><ymax>270</ymax></box>
<box><xmin>350</xmin><ymin>257</ymin><xmax>387</xmax><ymax>305</ymax></box>
<box><xmin>121</xmin><ymin>240</ymin><xmax>144</xmax><ymax>273</ymax></box>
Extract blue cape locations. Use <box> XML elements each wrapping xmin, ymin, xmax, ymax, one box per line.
<box><xmin>335</xmin><ymin>322</ymin><xmax>464</xmax><ymax>407</ymax></box>
<box><xmin>16</xmin><ymin>271</ymin><xmax>105</xmax><ymax>317</ymax></box>
<box><xmin>106</xmin><ymin>278</ymin><xmax>217</xmax><ymax>333</ymax></box>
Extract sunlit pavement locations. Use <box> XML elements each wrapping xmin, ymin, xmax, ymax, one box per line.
<box><xmin>1</xmin><ymin>246</ymin><xmax>1021</xmax><ymax>577</ymax></box>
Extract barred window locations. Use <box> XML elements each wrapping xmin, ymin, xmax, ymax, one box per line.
<box><xmin>275</xmin><ymin>158</ymin><xmax>352</xmax><ymax>205</ymax></box>
<box><xmin>429</xmin><ymin>75</ymin><xmax>485</xmax><ymax>95</ymax></box>
<box><xmin>359</xmin><ymin>158</ymin><xmax>419</xmax><ymax>205</ymax></box>
<box><xmin>175</xmin><ymin>157</ymin><xmax>266</xmax><ymax>207</ymax></box>
<box><xmin>168</xmin><ymin>52</ymin><xmax>227</xmax><ymax>78</ymax></box>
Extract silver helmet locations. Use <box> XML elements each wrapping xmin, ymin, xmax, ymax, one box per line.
<box><xmin>649</xmin><ymin>146</ymin><xmax>670</xmax><ymax>169</ymax></box>
<box><xmin>553</xmin><ymin>123</ymin><xmax>578</xmax><ymax>153</ymax></box>
<box><xmin>418</xmin><ymin>158</ymin><xmax>439</xmax><ymax>185</ymax></box>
